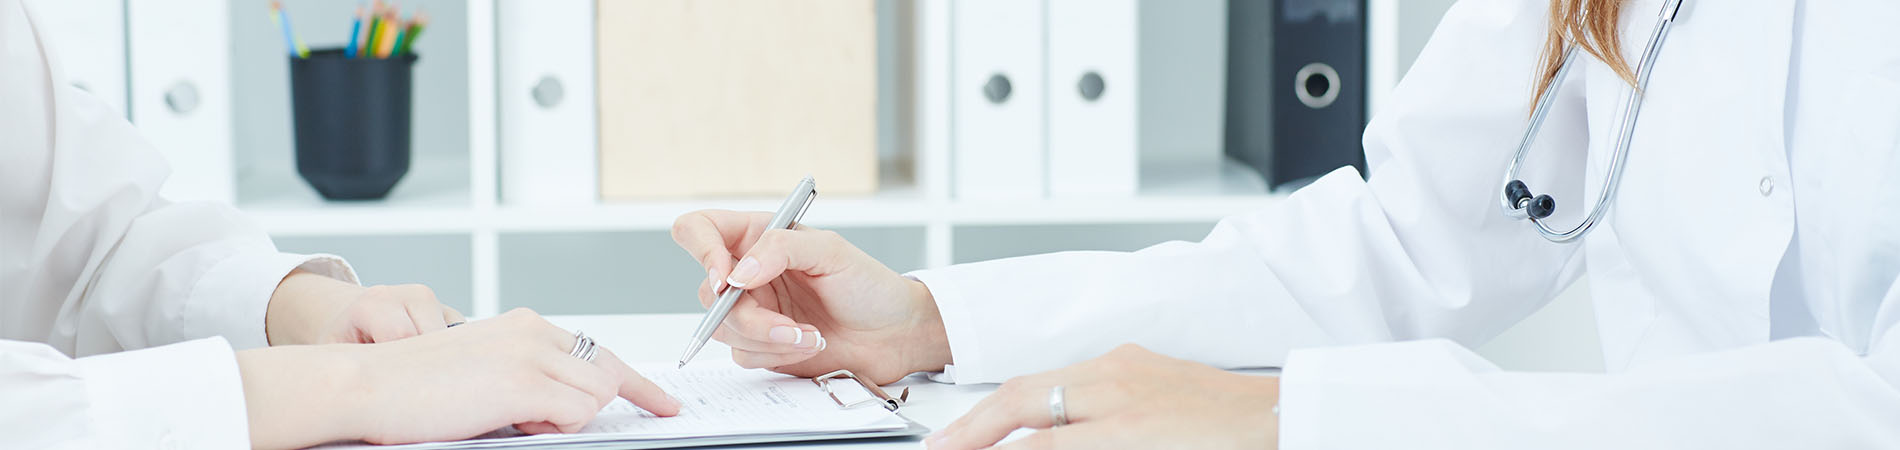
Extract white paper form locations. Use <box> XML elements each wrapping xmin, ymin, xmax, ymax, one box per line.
<box><xmin>323</xmin><ymin>363</ymin><xmax>908</xmax><ymax>449</ymax></box>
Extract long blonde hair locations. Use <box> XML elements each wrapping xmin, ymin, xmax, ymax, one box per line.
<box><xmin>1534</xmin><ymin>0</ymin><xmax>1637</xmax><ymax>107</ymax></box>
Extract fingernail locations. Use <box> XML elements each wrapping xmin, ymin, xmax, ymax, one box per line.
<box><xmin>793</xmin><ymin>330</ymin><xmax>818</xmax><ymax>349</ymax></box>
<box><xmin>668</xmin><ymin>395</ymin><xmax>684</xmax><ymax>409</ymax></box>
<box><xmin>814</xmin><ymin>336</ymin><xmax>827</xmax><ymax>352</ymax></box>
<box><xmin>726</xmin><ymin>258</ymin><xmax>760</xmax><ymax>288</ymax></box>
<box><xmin>769</xmin><ymin>326</ymin><xmax>801</xmax><ymax>344</ymax></box>
<box><xmin>707</xmin><ymin>269</ymin><xmax>722</xmax><ymax>293</ymax></box>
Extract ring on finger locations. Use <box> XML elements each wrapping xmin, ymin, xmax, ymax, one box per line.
<box><xmin>1049</xmin><ymin>385</ymin><xmax>1070</xmax><ymax>427</ymax></box>
<box><xmin>570</xmin><ymin>330</ymin><xmax>600</xmax><ymax>363</ymax></box>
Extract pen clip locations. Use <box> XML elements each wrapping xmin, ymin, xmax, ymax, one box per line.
<box><xmin>813</xmin><ymin>369</ymin><xmax>908</xmax><ymax>412</ymax></box>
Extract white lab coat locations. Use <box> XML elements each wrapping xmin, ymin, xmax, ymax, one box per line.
<box><xmin>911</xmin><ymin>0</ymin><xmax>1900</xmax><ymax>447</ymax></box>
<box><xmin>1</xmin><ymin>1</ymin><xmax>356</xmax><ymax>448</ymax></box>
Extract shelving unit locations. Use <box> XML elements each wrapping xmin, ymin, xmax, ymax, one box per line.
<box><xmin>249</xmin><ymin>150</ymin><xmax>1286</xmax><ymax>317</ymax></box>
<box><xmin>31</xmin><ymin>0</ymin><xmax>1611</xmax><ymax>371</ymax></box>
<box><xmin>40</xmin><ymin>0</ymin><xmax>1457</xmax><ymax>317</ymax></box>
<box><xmin>216</xmin><ymin>0</ymin><xmax>1314</xmax><ymax>318</ymax></box>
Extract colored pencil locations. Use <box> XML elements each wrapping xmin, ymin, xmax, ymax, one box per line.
<box><xmin>344</xmin><ymin>7</ymin><xmax>364</xmax><ymax>58</ymax></box>
<box><xmin>376</xmin><ymin>8</ymin><xmax>400</xmax><ymax>58</ymax></box>
<box><xmin>269</xmin><ymin>1</ymin><xmax>308</xmax><ymax>58</ymax></box>
<box><xmin>393</xmin><ymin>11</ymin><xmax>426</xmax><ymax>56</ymax></box>
<box><xmin>365</xmin><ymin>1</ymin><xmax>385</xmax><ymax>58</ymax></box>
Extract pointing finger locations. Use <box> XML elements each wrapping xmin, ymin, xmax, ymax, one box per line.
<box><xmin>594</xmin><ymin>348</ymin><xmax>681</xmax><ymax>416</ymax></box>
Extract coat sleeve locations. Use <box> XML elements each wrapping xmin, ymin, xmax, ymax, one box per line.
<box><xmin>0</xmin><ymin>338</ymin><xmax>252</xmax><ymax>449</ymax></box>
<box><xmin>909</xmin><ymin>0</ymin><xmax>1589</xmax><ymax>384</ymax></box>
<box><xmin>0</xmin><ymin>0</ymin><xmax>357</xmax><ymax>357</ymax></box>
<box><xmin>1278</xmin><ymin>321</ymin><xmax>1900</xmax><ymax>448</ymax></box>
<box><xmin>0</xmin><ymin>1</ymin><xmax>354</xmax><ymax>446</ymax></box>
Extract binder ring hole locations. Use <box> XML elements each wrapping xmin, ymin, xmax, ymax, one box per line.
<box><xmin>533</xmin><ymin>76</ymin><xmax>566</xmax><ymax>109</ymax></box>
<box><xmin>984</xmin><ymin>74</ymin><xmax>1013</xmax><ymax>104</ymax></box>
<box><xmin>1293</xmin><ymin>62</ymin><xmax>1340</xmax><ymax>109</ymax></box>
<box><xmin>165</xmin><ymin>81</ymin><xmax>200</xmax><ymax>115</ymax></box>
<box><xmin>1077</xmin><ymin>71</ymin><xmax>1106</xmax><ymax>102</ymax></box>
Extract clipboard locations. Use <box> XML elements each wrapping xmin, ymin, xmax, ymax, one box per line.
<box><xmin>451</xmin><ymin>421</ymin><xmax>930</xmax><ymax>450</ymax></box>
<box><xmin>324</xmin><ymin>368</ymin><xmax>931</xmax><ymax>450</ymax></box>
<box><xmin>458</xmin><ymin>370</ymin><xmax>927</xmax><ymax>450</ymax></box>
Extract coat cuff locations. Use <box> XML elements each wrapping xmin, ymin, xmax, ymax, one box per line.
<box><xmin>1277</xmin><ymin>339</ymin><xmax>1495</xmax><ymax>449</ymax></box>
<box><xmin>75</xmin><ymin>337</ymin><xmax>250</xmax><ymax>449</ymax></box>
<box><xmin>906</xmin><ymin>269</ymin><xmax>988</xmax><ymax>384</ymax></box>
<box><xmin>186</xmin><ymin>252</ymin><xmax>358</xmax><ymax>350</ymax></box>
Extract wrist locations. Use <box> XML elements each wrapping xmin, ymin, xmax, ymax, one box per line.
<box><xmin>237</xmin><ymin>345</ymin><xmax>366</xmax><ymax>449</ymax></box>
<box><xmin>901</xmin><ymin>279</ymin><xmax>954</xmax><ymax>374</ymax></box>
<box><xmin>265</xmin><ymin>270</ymin><xmax>364</xmax><ymax>346</ymax></box>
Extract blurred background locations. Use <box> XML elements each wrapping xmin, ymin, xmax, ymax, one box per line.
<box><xmin>28</xmin><ymin>0</ymin><xmax>1600</xmax><ymax>372</ymax></box>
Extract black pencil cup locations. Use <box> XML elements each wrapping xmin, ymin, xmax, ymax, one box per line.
<box><xmin>288</xmin><ymin>48</ymin><xmax>418</xmax><ymax>200</ymax></box>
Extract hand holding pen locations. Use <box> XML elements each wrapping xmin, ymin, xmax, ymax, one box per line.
<box><xmin>670</xmin><ymin>177</ymin><xmax>954</xmax><ymax>385</ymax></box>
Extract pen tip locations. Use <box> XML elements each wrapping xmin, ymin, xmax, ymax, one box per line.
<box><xmin>677</xmin><ymin>361</ymin><xmax>688</xmax><ymax>369</ymax></box>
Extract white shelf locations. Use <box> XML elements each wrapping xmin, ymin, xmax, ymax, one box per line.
<box><xmin>244</xmin><ymin>156</ymin><xmax>1283</xmax><ymax>237</ymax></box>
<box><xmin>243</xmin><ymin>153</ymin><xmax>474</xmax><ymax>236</ymax></box>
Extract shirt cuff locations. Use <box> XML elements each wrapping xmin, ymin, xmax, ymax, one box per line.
<box><xmin>905</xmin><ymin>269</ymin><xmax>989</xmax><ymax>385</ymax></box>
<box><xmin>1277</xmin><ymin>349</ymin><xmax>1323</xmax><ymax>450</ymax></box>
<box><xmin>75</xmin><ymin>337</ymin><xmax>250</xmax><ymax>449</ymax></box>
<box><xmin>187</xmin><ymin>252</ymin><xmax>358</xmax><ymax>350</ymax></box>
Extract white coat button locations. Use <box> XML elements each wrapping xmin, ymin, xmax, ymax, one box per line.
<box><xmin>1759</xmin><ymin>177</ymin><xmax>1774</xmax><ymax>196</ymax></box>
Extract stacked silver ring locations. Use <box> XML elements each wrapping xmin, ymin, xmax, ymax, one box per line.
<box><xmin>570</xmin><ymin>330</ymin><xmax>599</xmax><ymax>363</ymax></box>
<box><xmin>1049</xmin><ymin>385</ymin><xmax>1070</xmax><ymax>427</ymax></box>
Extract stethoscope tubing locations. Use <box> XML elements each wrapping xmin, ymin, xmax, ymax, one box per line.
<box><xmin>1501</xmin><ymin>0</ymin><xmax>1685</xmax><ymax>243</ymax></box>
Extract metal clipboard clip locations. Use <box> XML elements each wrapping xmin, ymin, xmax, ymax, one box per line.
<box><xmin>813</xmin><ymin>369</ymin><xmax>909</xmax><ymax>412</ymax></box>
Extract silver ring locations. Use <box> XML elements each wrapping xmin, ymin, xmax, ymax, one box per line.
<box><xmin>1049</xmin><ymin>385</ymin><xmax>1070</xmax><ymax>427</ymax></box>
<box><xmin>570</xmin><ymin>330</ymin><xmax>599</xmax><ymax>363</ymax></box>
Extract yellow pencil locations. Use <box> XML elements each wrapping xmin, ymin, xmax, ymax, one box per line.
<box><xmin>377</xmin><ymin>9</ymin><xmax>400</xmax><ymax>58</ymax></box>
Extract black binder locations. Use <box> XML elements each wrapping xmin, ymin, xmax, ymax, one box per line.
<box><xmin>1224</xmin><ymin>0</ymin><xmax>1369</xmax><ymax>190</ymax></box>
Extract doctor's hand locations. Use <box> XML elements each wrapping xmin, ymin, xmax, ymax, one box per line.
<box><xmin>671</xmin><ymin>209</ymin><xmax>953</xmax><ymax>384</ymax></box>
<box><xmin>238</xmin><ymin>308</ymin><xmax>682</xmax><ymax>450</ymax></box>
<box><xmin>265</xmin><ymin>269</ymin><xmax>468</xmax><ymax>346</ymax></box>
<box><xmin>926</xmin><ymin>344</ymin><xmax>1279</xmax><ymax>450</ymax></box>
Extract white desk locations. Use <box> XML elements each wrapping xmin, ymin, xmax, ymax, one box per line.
<box><xmin>545</xmin><ymin>314</ymin><xmax>994</xmax><ymax>449</ymax></box>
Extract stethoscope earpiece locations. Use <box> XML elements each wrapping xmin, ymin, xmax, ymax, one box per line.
<box><xmin>1526</xmin><ymin>194</ymin><xmax>1555</xmax><ymax>220</ymax></box>
<box><xmin>1503</xmin><ymin>180</ymin><xmax>1556</xmax><ymax>220</ymax></box>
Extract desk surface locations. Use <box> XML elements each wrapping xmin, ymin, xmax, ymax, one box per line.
<box><xmin>545</xmin><ymin>314</ymin><xmax>988</xmax><ymax>449</ymax></box>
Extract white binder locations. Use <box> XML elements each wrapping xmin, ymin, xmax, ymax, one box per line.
<box><xmin>128</xmin><ymin>0</ymin><xmax>234</xmax><ymax>204</ymax></box>
<box><xmin>498</xmin><ymin>0</ymin><xmax>598</xmax><ymax>206</ymax></box>
<box><xmin>28</xmin><ymin>0</ymin><xmax>128</xmax><ymax>116</ymax></box>
<box><xmin>1046</xmin><ymin>0</ymin><xmax>1139</xmax><ymax>197</ymax></box>
<box><xmin>951</xmin><ymin>0</ymin><xmax>1046</xmax><ymax>200</ymax></box>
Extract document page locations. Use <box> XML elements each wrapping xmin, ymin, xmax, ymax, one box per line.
<box><xmin>325</xmin><ymin>363</ymin><xmax>908</xmax><ymax>449</ymax></box>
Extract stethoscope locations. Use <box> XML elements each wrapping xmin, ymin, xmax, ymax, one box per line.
<box><xmin>1500</xmin><ymin>0</ymin><xmax>1686</xmax><ymax>242</ymax></box>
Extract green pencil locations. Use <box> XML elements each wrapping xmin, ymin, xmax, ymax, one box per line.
<box><xmin>394</xmin><ymin>11</ymin><xmax>427</xmax><ymax>56</ymax></box>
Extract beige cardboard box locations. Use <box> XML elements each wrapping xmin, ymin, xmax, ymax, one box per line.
<box><xmin>597</xmin><ymin>0</ymin><xmax>878</xmax><ymax>199</ymax></box>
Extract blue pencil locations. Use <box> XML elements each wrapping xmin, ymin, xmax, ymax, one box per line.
<box><xmin>345</xmin><ymin>7</ymin><xmax>364</xmax><ymax>58</ymax></box>
<box><xmin>270</xmin><ymin>1</ymin><xmax>309</xmax><ymax>58</ymax></box>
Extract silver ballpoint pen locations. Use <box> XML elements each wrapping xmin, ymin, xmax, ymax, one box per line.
<box><xmin>678</xmin><ymin>176</ymin><xmax>818</xmax><ymax>368</ymax></box>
